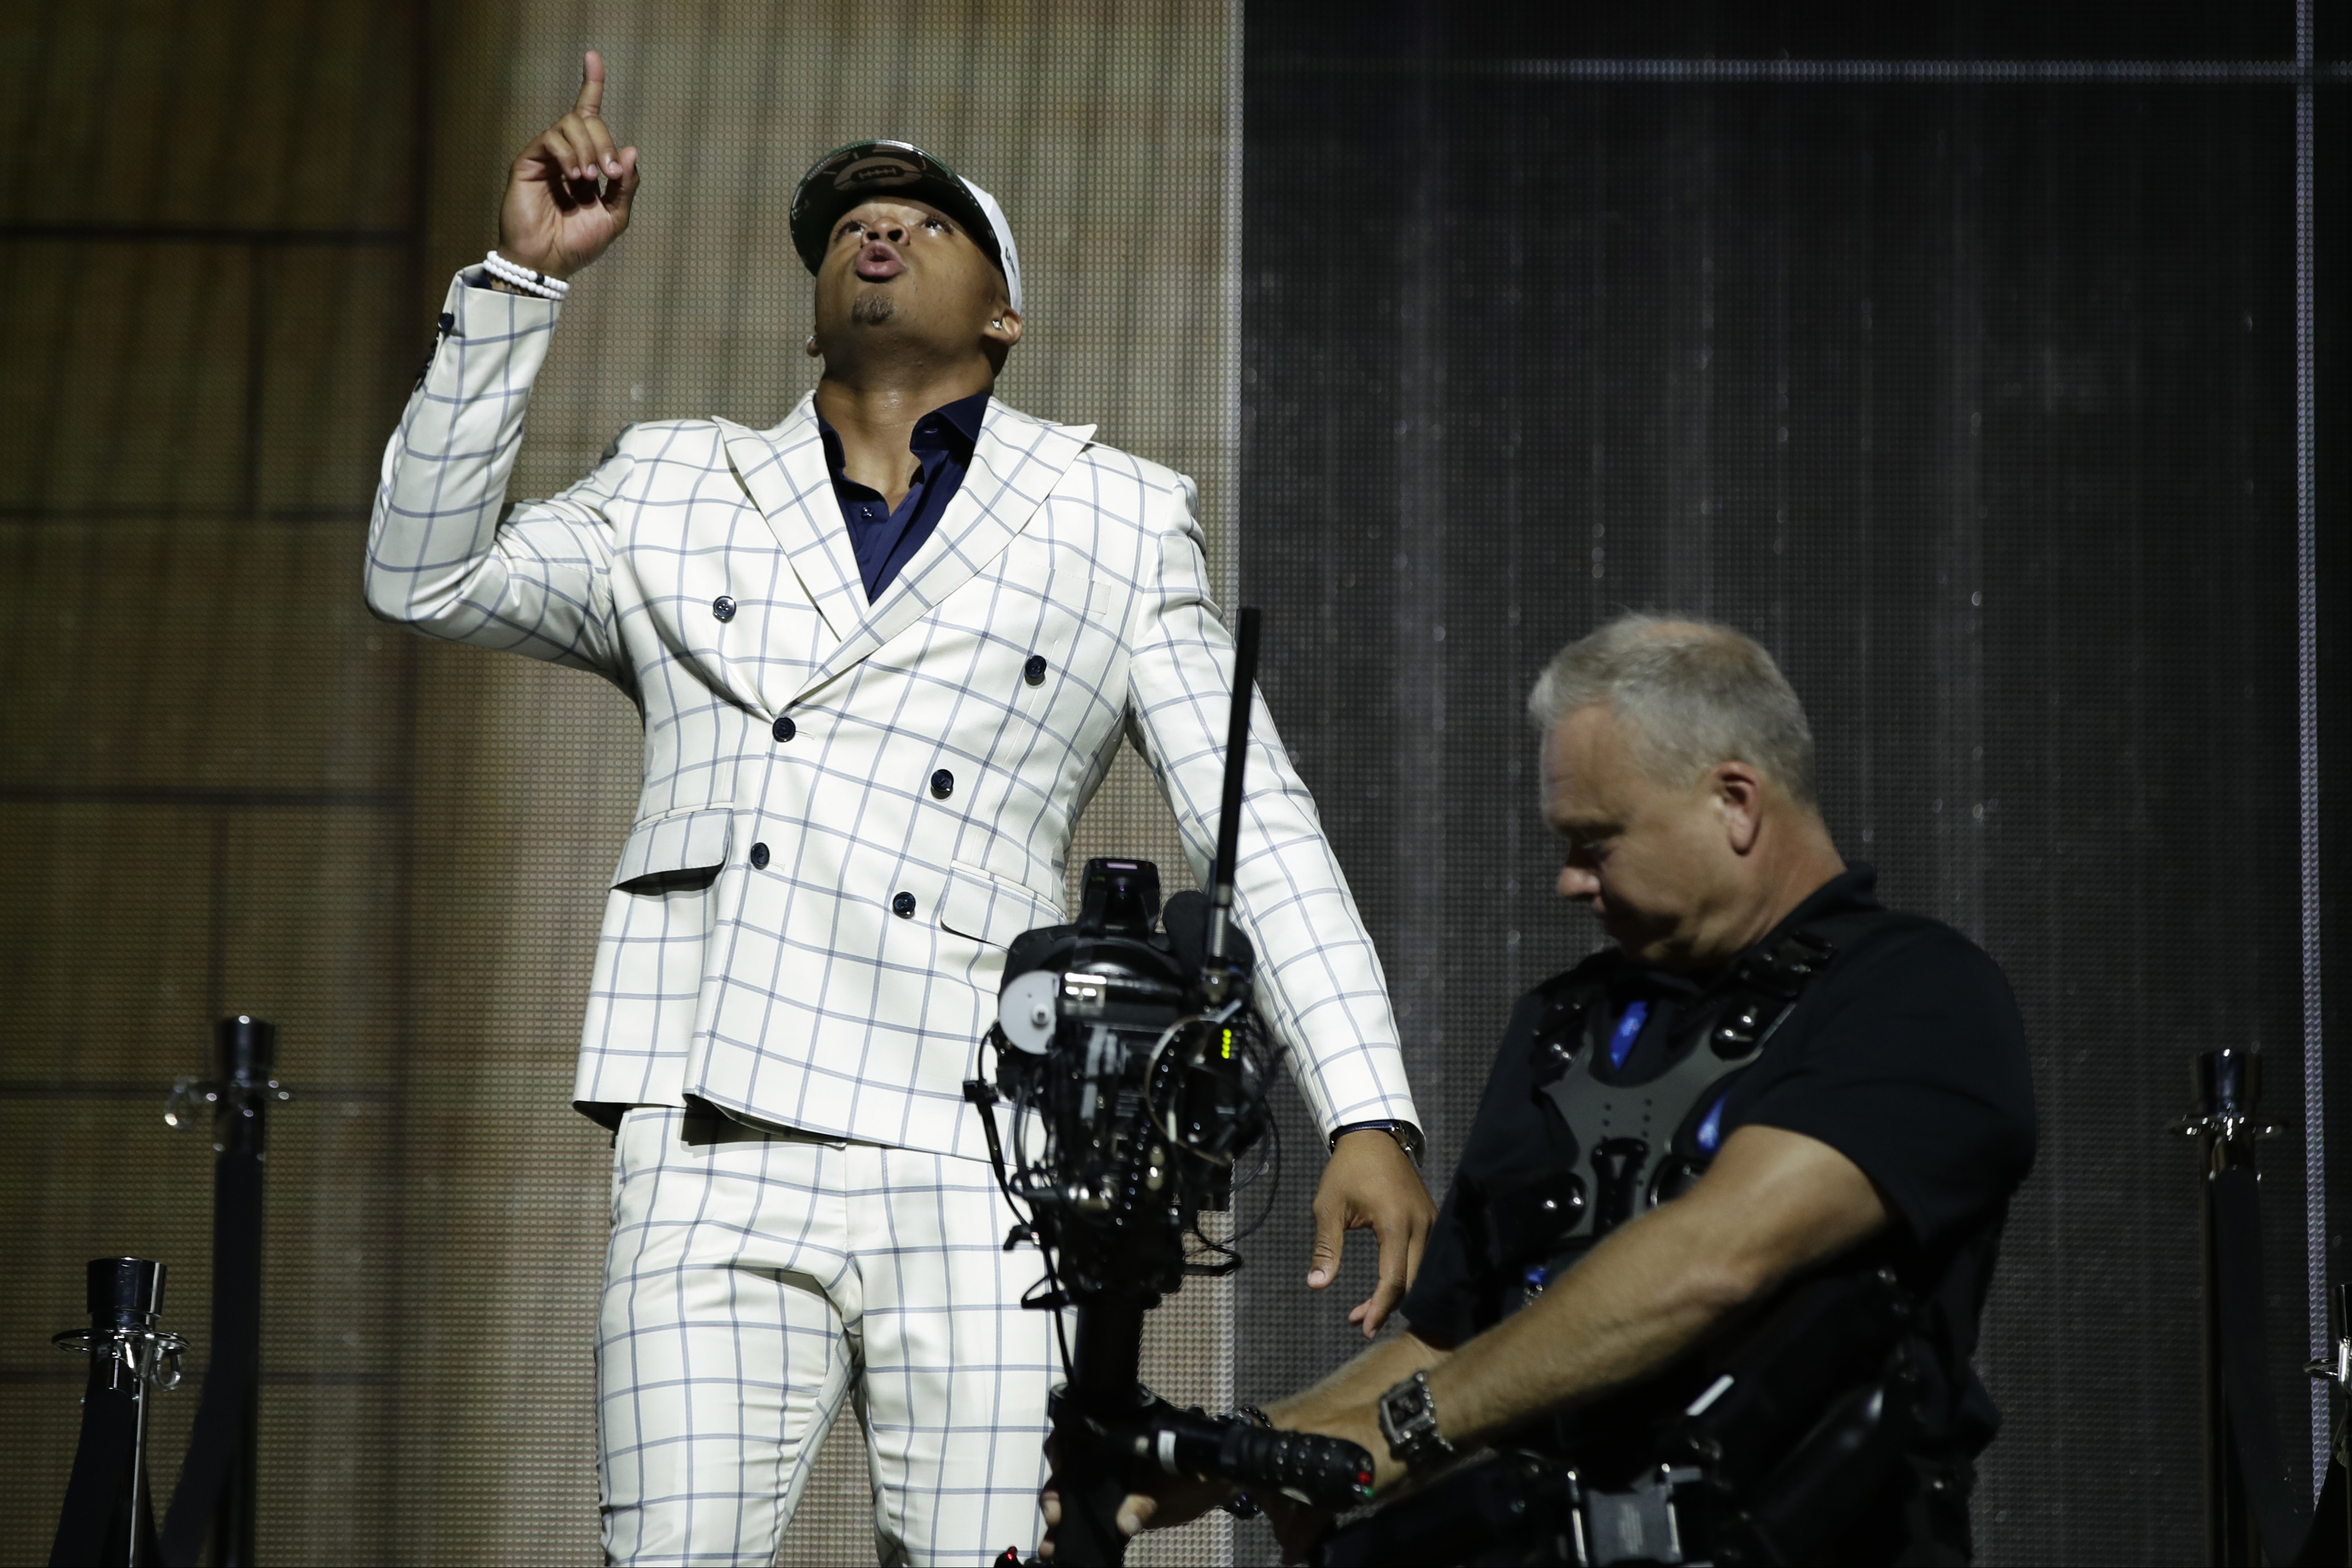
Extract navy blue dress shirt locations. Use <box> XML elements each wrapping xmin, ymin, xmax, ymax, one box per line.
<box><xmin>817</xmin><ymin>391</ymin><xmax>990</xmax><ymax>602</ymax></box>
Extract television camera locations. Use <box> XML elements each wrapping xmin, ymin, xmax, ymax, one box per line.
<box><xmin>963</xmin><ymin>608</ymin><xmax>1376</xmax><ymax>1566</ymax></box>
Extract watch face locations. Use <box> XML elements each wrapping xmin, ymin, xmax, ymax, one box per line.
<box><xmin>1377</xmin><ymin>1384</ymin><xmax>1410</xmax><ymax>1441</ymax></box>
<box><xmin>1379</xmin><ymin>1373</ymin><xmax>1447</xmax><ymax>1460</ymax></box>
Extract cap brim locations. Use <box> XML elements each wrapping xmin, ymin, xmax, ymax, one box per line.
<box><xmin>789</xmin><ymin>140</ymin><xmax>1003</xmax><ymax>280</ymax></box>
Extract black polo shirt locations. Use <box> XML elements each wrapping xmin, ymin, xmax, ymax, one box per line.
<box><xmin>1401</xmin><ymin>867</ymin><xmax>2036</xmax><ymax>1511</ymax></box>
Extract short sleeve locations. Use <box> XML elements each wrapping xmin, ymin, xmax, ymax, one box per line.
<box><xmin>1723</xmin><ymin>925</ymin><xmax>2037</xmax><ymax>1252</ymax></box>
<box><xmin>1401</xmin><ymin>1174</ymin><xmax>1483</xmax><ymax>1350</ymax></box>
<box><xmin>1400</xmin><ymin>989</ymin><xmax>1566</xmax><ymax>1349</ymax></box>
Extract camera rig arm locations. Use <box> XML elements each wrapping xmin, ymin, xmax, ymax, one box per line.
<box><xmin>1203</xmin><ymin>605</ymin><xmax>1257</xmax><ymax>974</ymax></box>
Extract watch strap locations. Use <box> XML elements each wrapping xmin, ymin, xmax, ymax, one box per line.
<box><xmin>1330</xmin><ymin>1119</ymin><xmax>1426</xmax><ymax>1166</ymax></box>
<box><xmin>1375</xmin><ymin>1369</ymin><xmax>1454</xmax><ymax>1466</ymax></box>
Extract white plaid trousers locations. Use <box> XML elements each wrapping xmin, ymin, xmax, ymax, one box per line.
<box><xmin>600</xmin><ymin>1108</ymin><xmax>1055</xmax><ymax>1566</ymax></box>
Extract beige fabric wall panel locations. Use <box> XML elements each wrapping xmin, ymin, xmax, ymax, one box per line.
<box><xmin>0</xmin><ymin>0</ymin><xmax>1239</xmax><ymax>1564</ymax></box>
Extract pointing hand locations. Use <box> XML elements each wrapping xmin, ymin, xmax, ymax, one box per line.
<box><xmin>497</xmin><ymin>49</ymin><xmax>640</xmax><ymax>281</ymax></box>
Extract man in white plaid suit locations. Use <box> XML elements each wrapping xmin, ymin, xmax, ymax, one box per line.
<box><xmin>367</xmin><ymin>54</ymin><xmax>1433</xmax><ymax>1566</ymax></box>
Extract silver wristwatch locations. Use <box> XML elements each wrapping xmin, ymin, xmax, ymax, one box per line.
<box><xmin>1375</xmin><ymin>1369</ymin><xmax>1455</xmax><ymax>1466</ymax></box>
<box><xmin>1328</xmin><ymin>1119</ymin><xmax>1426</xmax><ymax>1166</ymax></box>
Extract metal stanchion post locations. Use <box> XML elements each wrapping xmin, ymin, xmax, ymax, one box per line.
<box><xmin>2308</xmin><ymin>1283</ymin><xmax>2351</xmax><ymax>1563</ymax></box>
<box><xmin>2177</xmin><ymin>1047</ymin><xmax>2287</xmax><ymax>1566</ymax></box>
<box><xmin>160</xmin><ymin>1017</ymin><xmax>288</xmax><ymax>1568</ymax></box>
<box><xmin>48</xmin><ymin>1258</ymin><xmax>186</xmax><ymax>1567</ymax></box>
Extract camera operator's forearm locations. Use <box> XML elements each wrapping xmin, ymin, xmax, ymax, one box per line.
<box><xmin>1421</xmin><ymin>1199</ymin><xmax>1745</xmax><ymax>1447</ymax></box>
<box><xmin>1268</xmin><ymin>1330</ymin><xmax>1447</xmax><ymax>1433</ymax></box>
<box><xmin>1261</xmin><ymin>1210</ymin><xmax>1738</xmax><ymax>1494</ymax></box>
<box><xmin>1421</xmin><ymin>1125</ymin><xmax>1889</xmax><ymax>1453</ymax></box>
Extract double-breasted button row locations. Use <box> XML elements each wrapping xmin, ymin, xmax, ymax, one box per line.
<box><xmin>742</xmin><ymin>846</ymin><xmax>915</xmax><ymax>922</ymax></box>
<box><xmin>741</xmin><ymin>850</ymin><xmax>914</xmax><ymax>922</ymax></box>
<box><xmin>738</xmin><ymin>863</ymin><xmax>914</xmax><ymax>921</ymax></box>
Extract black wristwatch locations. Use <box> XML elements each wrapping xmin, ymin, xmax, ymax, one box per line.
<box><xmin>1375</xmin><ymin>1370</ymin><xmax>1455</xmax><ymax>1467</ymax></box>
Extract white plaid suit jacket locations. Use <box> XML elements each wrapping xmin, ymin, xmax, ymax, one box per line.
<box><xmin>366</xmin><ymin>272</ymin><xmax>1419</xmax><ymax>1162</ymax></box>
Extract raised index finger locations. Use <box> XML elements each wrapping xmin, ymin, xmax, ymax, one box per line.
<box><xmin>573</xmin><ymin>49</ymin><xmax>607</xmax><ymax>118</ymax></box>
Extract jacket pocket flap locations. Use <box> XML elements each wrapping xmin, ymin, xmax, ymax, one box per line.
<box><xmin>938</xmin><ymin>863</ymin><xmax>1063</xmax><ymax>949</ymax></box>
<box><xmin>613</xmin><ymin>808</ymin><xmax>734</xmax><ymax>888</ymax></box>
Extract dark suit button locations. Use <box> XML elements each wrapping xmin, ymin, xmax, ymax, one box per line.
<box><xmin>713</xmin><ymin>595</ymin><xmax>737</xmax><ymax>622</ymax></box>
<box><xmin>773</xmin><ymin>715</ymin><xmax>796</xmax><ymax>742</ymax></box>
<box><xmin>749</xmin><ymin>842</ymin><xmax>770</xmax><ymax>870</ymax></box>
<box><xmin>893</xmin><ymin>891</ymin><xmax>917</xmax><ymax>918</ymax></box>
<box><xmin>1024</xmin><ymin>654</ymin><xmax>1048</xmax><ymax>686</ymax></box>
<box><xmin>931</xmin><ymin>769</ymin><xmax>954</xmax><ymax>799</ymax></box>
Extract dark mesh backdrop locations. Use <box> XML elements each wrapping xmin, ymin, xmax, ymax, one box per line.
<box><xmin>1233</xmin><ymin>6</ymin><xmax>2343</xmax><ymax>1565</ymax></box>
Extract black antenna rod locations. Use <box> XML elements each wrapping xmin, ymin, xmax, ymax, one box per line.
<box><xmin>1207</xmin><ymin>607</ymin><xmax>1261</xmax><ymax>961</ymax></box>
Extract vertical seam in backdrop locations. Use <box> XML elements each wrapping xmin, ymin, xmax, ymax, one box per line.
<box><xmin>2296</xmin><ymin>0</ymin><xmax>2329</xmax><ymax>1496</ymax></box>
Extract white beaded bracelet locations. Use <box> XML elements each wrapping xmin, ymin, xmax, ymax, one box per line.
<box><xmin>480</xmin><ymin>249</ymin><xmax>570</xmax><ymax>300</ymax></box>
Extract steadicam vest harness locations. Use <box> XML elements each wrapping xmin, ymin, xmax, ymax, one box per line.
<box><xmin>1318</xmin><ymin>904</ymin><xmax>1956</xmax><ymax>1568</ymax></box>
<box><xmin>1476</xmin><ymin>920</ymin><xmax>1856</xmax><ymax>1311</ymax></box>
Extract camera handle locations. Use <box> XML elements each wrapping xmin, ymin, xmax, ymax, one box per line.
<box><xmin>1044</xmin><ymin>1306</ymin><xmax>1377</xmax><ymax>1566</ymax></box>
<box><xmin>1043</xmin><ymin>1302</ymin><xmax>1150</xmax><ymax>1567</ymax></box>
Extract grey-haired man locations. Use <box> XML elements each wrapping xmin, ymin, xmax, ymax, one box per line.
<box><xmin>1070</xmin><ymin>616</ymin><xmax>2036</xmax><ymax>1566</ymax></box>
<box><xmin>364</xmin><ymin>53</ymin><xmax>1433</xmax><ymax>1565</ymax></box>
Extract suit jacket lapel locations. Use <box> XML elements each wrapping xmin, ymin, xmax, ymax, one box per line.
<box><xmin>716</xmin><ymin>397</ymin><xmax>865</xmax><ymax>642</ymax></box>
<box><xmin>782</xmin><ymin>400</ymin><xmax>1096</xmax><ymax>710</ymax></box>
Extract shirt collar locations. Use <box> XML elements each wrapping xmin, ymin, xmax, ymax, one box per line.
<box><xmin>1705</xmin><ymin>862</ymin><xmax>1880</xmax><ymax>986</ymax></box>
<box><xmin>1769</xmin><ymin>862</ymin><xmax>1882</xmax><ymax>930</ymax></box>
<box><xmin>1611</xmin><ymin>863</ymin><xmax>1880</xmax><ymax>998</ymax></box>
<box><xmin>815</xmin><ymin>389</ymin><xmax>992</xmax><ymax>473</ymax></box>
<box><xmin>925</xmin><ymin>388</ymin><xmax>991</xmax><ymax>450</ymax></box>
